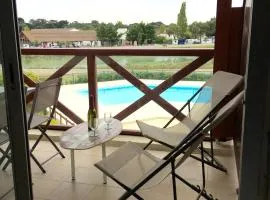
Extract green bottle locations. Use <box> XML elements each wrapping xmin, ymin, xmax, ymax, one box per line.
<box><xmin>88</xmin><ymin>95</ymin><xmax>97</xmax><ymax>131</ymax></box>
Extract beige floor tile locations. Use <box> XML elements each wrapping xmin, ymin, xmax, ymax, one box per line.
<box><xmin>32</xmin><ymin>178</ymin><xmax>62</xmax><ymax>199</ymax></box>
<box><xmin>47</xmin><ymin>182</ymin><xmax>95</xmax><ymax>200</ymax></box>
<box><xmin>1</xmin><ymin>191</ymin><xmax>15</xmax><ymax>200</ymax></box>
<box><xmin>0</xmin><ymin>169</ymin><xmax>14</xmax><ymax>199</ymax></box>
<box><xmin>84</xmin><ymin>185</ymin><xmax>136</xmax><ymax>200</ymax></box>
<box><xmin>1</xmin><ymin>139</ymin><xmax>239</xmax><ymax>200</ymax></box>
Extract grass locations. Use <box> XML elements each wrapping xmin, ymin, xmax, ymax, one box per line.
<box><xmin>22</xmin><ymin>56</ymin><xmax>213</xmax><ymax>71</ymax></box>
<box><xmin>21</xmin><ymin>44</ymin><xmax>214</xmax><ymax>84</ymax></box>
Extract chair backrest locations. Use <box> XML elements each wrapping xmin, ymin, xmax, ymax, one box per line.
<box><xmin>28</xmin><ymin>78</ymin><xmax>62</xmax><ymax>128</ymax></box>
<box><xmin>170</xmin><ymin>71</ymin><xmax>243</xmax><ymax>131</ymax></box>
<box><xmin>0</xmin><ymin>92</ymin><xmax>7</xmax><ymax>129</ymax></box>
<box><xmin>173</xmin><ymin>90</ymin><xmax>244</xmax><ymax>163</ymax></box>
<box><xmin>130</xmin><ymin>90</ymin><xmax>244</xmax><ymax>190</ymax></box>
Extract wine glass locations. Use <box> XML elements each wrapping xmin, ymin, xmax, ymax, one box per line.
<box><xmin>89</xmin><ymin>118</ymin><xmax>99</xmax><ymax>137</ymax></box>
<box><xmin>104</xmin><ymin>112</ymin><xmax>112</xmax><ymax>130</ymax></box>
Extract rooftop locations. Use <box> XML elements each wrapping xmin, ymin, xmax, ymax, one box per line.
<box><xmin>22</xmin><ymin>29</ymin><xmax>97</xmax><ymax>42</ymax></box>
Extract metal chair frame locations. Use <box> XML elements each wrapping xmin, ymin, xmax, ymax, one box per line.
<box><xmin>143</xmin><ymin>84</ymin><xmax>227</xmax><ymax>173</ymax></box>
<box><xmin>95</xmin><ymin>91</ymin><xmax>244</xmax><ymax>200</ymax></box>
<box><xmin>28</xmin><ymin>78</ymin><xmax>65</xmax><ymax>173</ymax></box>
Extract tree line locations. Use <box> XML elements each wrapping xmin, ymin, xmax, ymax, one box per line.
<box><xmin>18</xmin><ymin>2</ymin><xmax>216</xmax><ymax>45</ymax></box>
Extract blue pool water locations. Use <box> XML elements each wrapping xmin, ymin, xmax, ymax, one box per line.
<box><xmin>77</xmin><ymin>85</ymin><xmax>211</xmax><ymax>105</ymax></box>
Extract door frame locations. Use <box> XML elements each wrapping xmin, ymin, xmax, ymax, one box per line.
<box><xmin>239</xmin><ymin>0</ymin><xmax>270</xmax><ymax>199</ymax></box>
<box><xmin>0</xmin><ymin>0</ymin><xmax>33</xmax><ymax>199</ymax></box>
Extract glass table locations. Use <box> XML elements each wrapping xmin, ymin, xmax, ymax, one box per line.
<box><xmin>60</xmin><ymin>118</ymin><xmax>122</xmax><ymax>183</ymax></box>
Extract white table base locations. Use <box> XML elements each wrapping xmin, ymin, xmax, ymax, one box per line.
<box><xmin>70</xmin><ymin>143</ymin><xmax>107</xmax><ymax>183</ymax></box>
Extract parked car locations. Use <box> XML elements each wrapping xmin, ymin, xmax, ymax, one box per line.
<box><xmin>22</xmin><ymin>44</ymin><xmax>30</xmax><ymax>48</ymax></box>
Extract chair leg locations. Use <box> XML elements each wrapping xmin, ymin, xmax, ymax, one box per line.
<box><xmin>174</xmin><ymin>174</ymin><xmax>216</xmax><ymax>200</ymax></box>
<box><xmin>2</xmin><ymin>158</ymin><xmax>11</xmax><ymax>171</ymax></box>
<box><xmin>30</xmin><ymin>133</ymin><xmax>44</xmax><ymax>152</ymax></box>
<box><xmin>204</xmin><ymin>132</ymin><xmax>227</xmax><ymax>173</ymax></box>
<box><xmin>30</xmin><ymin>152</ymin><xmax>46</xmax><ymax>173</ymax></box>
<box><xmin>0</xmin><ymin>148</ymin><xmax>8</xmax><ymax>166</ymax></box>
<box><xmin>143</xmin><ymin>140</ymin><xmax>153</xmax><ymax>150</ymax></box>
<box><xmin>37</xmin><ymin>126</ymin><xmax>65</xmax><ymax>158</ymax></box>
<box><xmin>30</xmin><ymin>126</ymin><xmax>65</xmax><ymax>173</ymax></box>
<box><xmin>171</xmin><ymin>159</ymin><xmax>178</xmax><ymax>200</ymax></box>
<box><xmin>0</xmin><ymin>144</ymin><xmax>11</xmax><ymax>170</ymax></box>
<box><xmin>200</xmin><ymin>147</ymin><xmax>227</xmax><ymax>173</ymax></box>
<box><xmin>189</xmin><ymin>147</ymin><xmax>227</xmax><ymax>173</ymax></box>
<box><xmin>42</xmin><ymin>131</ymin><xmax>65</xmax><ymax>158</ymax></box>
<box><xmin>196</xmin><ymin>142</ymin><xmax>207</xmax><ymax>200</ymax></box>
<box><xmin>119</xmin><ymin>190</ymin><xmax>144</xmax><ymax>200</ymax></box>
<box><xmin>173</xmin><ymin>143</ymin><xmax>217</xmax><ymax>200</ymax></box>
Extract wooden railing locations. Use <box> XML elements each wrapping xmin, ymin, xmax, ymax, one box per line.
<box><xmin>21</xmin><ymin>48</ymin><xmax>214</xmax><ymax>136</ymax></box>
<box><xmin>48</xmin><ymin>107</ymin><xmax>75</xmax><ymax>126</ymax></box>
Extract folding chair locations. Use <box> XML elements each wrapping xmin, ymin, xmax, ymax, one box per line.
<box><xmin>0</xmin><ymin>131</ymin><xmax>10</xmax><ymax>170</ymax></box>
<box><xmin>28</xmin><ymin>78</ymin><xmax>65</xmax><ymax>173</ymax></box>
<box><xmin>0</xmin><ymin>92</ymin><xmax>11</xmax><ymax>170</ymax></box>
<box><xmin>137</xmin><ymin>71</ymin><xmax>243</xmax><ymax>173</ymax></box>
<box><xmin>95</xmin><ymin>91</ymin><xmax>244</xmax><ymax>200</ymax></box>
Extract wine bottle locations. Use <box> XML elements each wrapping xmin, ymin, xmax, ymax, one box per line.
<box><xmin>88</xmin><ymin>95</ymin><xmax>97</xmax><ymax>131</ymax></box>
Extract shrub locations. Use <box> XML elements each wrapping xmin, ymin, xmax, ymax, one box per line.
<box><xmin>24</xmin><ymin>71</ymin><xmax>40</xmax><ymax>83</ymax></box>
<box><xmin>0</xmin><ymin>74</ymin><xmax>3</xmax><ymax>86</ymax></box>
<box><xmin>60</xmin><ymin>71</ymin><xmax>212</xmax><ymax>85</ymax></box>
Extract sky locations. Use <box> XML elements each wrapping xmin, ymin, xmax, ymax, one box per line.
<box><xmin>16</xmin><ymin>0</ymin><xmax>244</xmax><ymax>25</ymax></box>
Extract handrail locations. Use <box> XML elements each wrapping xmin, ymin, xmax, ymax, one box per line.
<box><xmin>49</xmin><ymin>107</ymin><xmax>75</xmax><ymax>126</ymax></box>
<box><xmin>21</xmin><ymin>48</ymin><xmax>214</xmax><ymax>57</ymax></box>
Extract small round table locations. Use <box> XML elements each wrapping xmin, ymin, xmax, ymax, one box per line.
<box><xmin>60</xmin><ymin>118</ymin><xmax>122</xmax><ymax>183</ymax></box>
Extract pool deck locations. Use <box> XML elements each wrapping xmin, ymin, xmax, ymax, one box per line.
<box><xmin>59</xmin><ymin>80</ymin><xmax>204</xmax><ymax>130</ymax></box>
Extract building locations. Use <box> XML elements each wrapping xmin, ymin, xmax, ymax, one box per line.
<box><xmin>20</xmin><ymin>28</ymin><xmax>97</xmax><ymax>47</ymax></box>
<box><xmin>117</xmin><ymin>28</ymin><xmax>129</xmax><ymax>45</ymax></box>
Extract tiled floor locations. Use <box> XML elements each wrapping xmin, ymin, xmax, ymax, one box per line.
<box><xmin>1</xmin><ymin>139</ymin><xmax>238</xmax><ymax>200</ymax></box>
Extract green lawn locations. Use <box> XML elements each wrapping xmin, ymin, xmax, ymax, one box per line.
<box><xmin>22</xmin><ymin>56</ymin><xmax>213</xmax><ymax>70</ymax></box>
<box><xmin>21</xmin><ymin>45</ymin><xmax>214</xmax><ymax>83</ymax></box>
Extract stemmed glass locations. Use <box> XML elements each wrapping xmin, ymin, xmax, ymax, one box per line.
<box><xmin>89</xmin><ymin>118</ymin><xmax>99</xmax><ymax>137</ymax></box>
<box><xmin>104</xmin><ymin>112</ymin><xmax>112</xmax><ymax>130</ymax></box>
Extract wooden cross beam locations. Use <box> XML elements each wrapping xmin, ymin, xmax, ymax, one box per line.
<box><xmin>98</xmin><ymin>55</ymin><xmax>213</xmax><ymax>121</ymax></box>
<box><xmin>23</xmin><ymin>55</ymin><xmax>85</xmax><ymax>124</ymax></box>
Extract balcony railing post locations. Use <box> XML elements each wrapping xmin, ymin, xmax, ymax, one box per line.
<box><xmin>87</xmin><ymin>54</ymin><xmax>98</xmax><ymax>116</ymax></box>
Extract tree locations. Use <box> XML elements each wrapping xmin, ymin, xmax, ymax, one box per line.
<box><xmin>126</xmin><ymin>23</ymin><xmax>139</xmax><ymax>45</ymax></box>
<box><xmin>204</xmin><ymin>18</ymin><xmax>216</xmax><ymax>37</ymax></box>
<box><xmin>126</xmin><ymin>22</ymin><xmax>155</xmax><ymax>45</ymax></box>
<box><xmin>144</xmin><ymin>24</ymin><xmax>156</xmax><ymax>44</ymax></box>
<box><xmin>91</xmin><ymin>20</ymin><xmax>99</xmax><ymax>29</ymax></box>
<box><xmin>46</xmin><ymin>20</ymin><xmax>58</xmax><ymax>28</ymax></box>
<box><xmin>166</xmin><ymin>23</ymin><xmax>178</xmax><ymax>39</ymax></box>
<box><xmin>158</xmin><ymin>24</ymin><xmax>166</xmax><ymax>34</ymax></box>
<box><xmin>29</xmin><ymin>18</ymin><xmax>47</xmax><ymax>29</ymax></box>
<box><xmin>18</xmin><ymin>17</ymin><xmax>26</xmax><ymax>32</ymax></box>
<box><xmin>115</xmin><ymin>21</ymin><xmax>124</xmax><ymax>29</ymax></box>
<box><xmin>189</xmin><ymin>22</ymin><xmax>200</xmax><ymax>39</ymax></box>
<box><xmin>189</xmin><ymin>21</ymin><xmax>206</xmax><ymax>43</ymax></box>
<box><xmin>155</xmin><ymin>36</ymin><xmax>168</xmax><ymax>44</ymax></box>
<box><xmin>177</xmin><ymin>2</ymin><xmax>188</xmax><ymax>38</ymax></box>
<box><xmin>96</xmin><ymin>23</ymin><xmax>121</xmax><ymax>46</ymax></box>
<box><xmin>57</xmin><ymin>20</ymin><xmax>69</xmax><ymax>28</ymax></box>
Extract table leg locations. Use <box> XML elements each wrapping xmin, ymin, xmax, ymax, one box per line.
<box><xmin>71</xmin><ymin>150</ymin><xmax>75</xmax><ymax>181</ymax></box>
<box><xmin>102</xmin><ymin>143</ymin><xmax>107</xmax><ymax>184</ymax></box>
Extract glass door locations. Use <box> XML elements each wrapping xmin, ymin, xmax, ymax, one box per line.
<box><xmin>0</xmin><ymin>56</ymin><xmax>13</xmax><ymax>199</ymax></box>
<box><xmin>0</xmin><ymin>0</ymin><xmax>32</xmax><ymax>199</ymax></box>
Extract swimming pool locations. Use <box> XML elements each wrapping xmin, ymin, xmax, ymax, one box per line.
<box><xmin>77</xmin><ymin>85</ymin><xmax>211</xmax><ymax>105</ymax></box>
